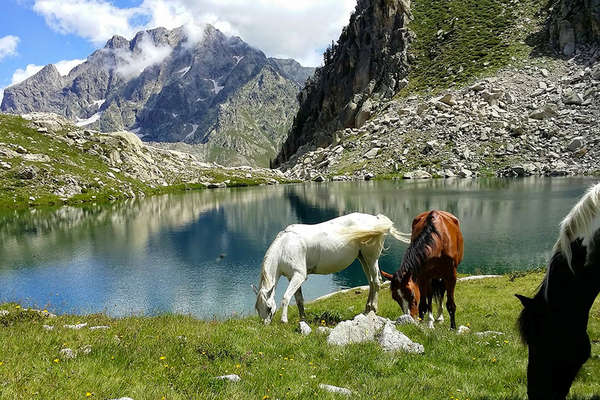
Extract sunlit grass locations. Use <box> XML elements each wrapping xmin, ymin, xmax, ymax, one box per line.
<box><xmin>1</xmin><ymin>272</ymin><xmax>598</xmax><ymax>399</ymax></box>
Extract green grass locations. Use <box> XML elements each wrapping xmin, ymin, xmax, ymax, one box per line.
<box><xmin>400</xmin><ymin>0</ymin><xmax>549</xmax><ymax>96</ymax></box>
<box><xmin>1</xmin><ymin>272</ymin><xmax>599</xmax><ymax>399</ymax></box>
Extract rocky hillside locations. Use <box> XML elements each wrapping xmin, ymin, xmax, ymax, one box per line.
<box><xmin>278</xmin><ymin>0</ymin><xmax>600</xmax><ymax>180</ymax></box>
<box><xmin>274</xmin><ymin>0</ymin><xmax>413</xmax><ymax>166</ymax></box>
<box><xmin>1</xmin><ymin>26</ymin><xmax>313</xmax><ymax>168</ymax></box>
<box><xmin>0</xmin><ymin>112</ymin><xmax>287</xmax><ymax>209</ymax></box>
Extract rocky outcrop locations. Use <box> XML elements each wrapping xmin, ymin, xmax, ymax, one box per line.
<box><xmin>550</xmin><ymin>0</ymin><xmax>600</xmax><ymax>56</ymax></box>
<box><xmin>283</xmin><ymin>50</ymin><xmax>600</xmax><ymax>180</ymax></box>
<box><xmin>1</xmin><ymin>26</ymin><xmax>313</xmax><ymax>167</ymax></box>
<box><xmin>274</xmin><ymin>0</ymin><xmax>412</xmax><ymax>166</ymax></box>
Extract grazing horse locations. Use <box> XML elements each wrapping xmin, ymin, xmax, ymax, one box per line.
<box><xmin>517</xmin><ymin>183</ymin><xmax>600</xmax><ymax>400</ymax></box>
<box><xmin>252</xmin><ymin>213</ymin><xmax>411</xmax><ymax>324</ymax></box>
<box><xmin>381</xmin><ymin>210</ymin><xmax>463</xmax><ymax>329</ymax></box>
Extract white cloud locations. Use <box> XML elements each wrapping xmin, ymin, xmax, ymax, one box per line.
<box><xmin>32</xmin><ymin>0</ymin><xmax>357</xmax><ymax>66</ymax></box>
<box><xmin>9</xmin><ymin>58</ymin><xmax>86</xmax><ymax>86</ymax></box>
<box><xmin>0</xmin><ymin>35</ymin><xmax>20</xmax><ymax>61</ymax></box>
<box><xmin>115</xmin><ymin>33</ymin><xmax>172</xmax><ymax>79</ymax></box>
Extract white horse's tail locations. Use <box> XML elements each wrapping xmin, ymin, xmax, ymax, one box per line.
<box><xmin>553</xmin><ymin>183</ymin><xmax>600</xmax><ymax>271</ymax></box>
<box><xmin>340</xmin><ymin>214</ymin><xmax>411</xmax><ymax>245</ymax></box>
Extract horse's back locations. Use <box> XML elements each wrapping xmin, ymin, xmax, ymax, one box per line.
<box><xmin>414</xmin><ymin>210</ymin><xmax>463</xmax><ymax>265</ymax></box>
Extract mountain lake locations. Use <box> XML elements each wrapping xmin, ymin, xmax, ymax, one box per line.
<box><xmin>0</xmin><ymin>177</ymin><xmax>597</xmax><ymax>318</ymax></box>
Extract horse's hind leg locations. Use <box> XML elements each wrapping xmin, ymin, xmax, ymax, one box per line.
<box><xmin>294</xmin><ymin>286</ymin><xmax>305</xmax><ymax>321</ymax></box>
<box><xmin>281</xmin><ymin>273</ymin><xmax>306</xmax><ymax>323</ymax></box>
<box><xmin>358</xmin><ymin>252</ymin><xmax>382</xmax><ymax>314</ymax></box>
<box><xmin>433</xmin><ymin>279</ymin><xmax>445</xmax><ymax>322</ymax></box>
<box><xmin>443</xmin><ymin>272</ymin><xmax>458</xmax><ymax>330</ymax></box>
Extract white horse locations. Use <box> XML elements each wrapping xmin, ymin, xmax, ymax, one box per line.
<box><xmin>252</xmin><ymin>213</ymin><xmax>410</xmax><ymax>324</ymax></box>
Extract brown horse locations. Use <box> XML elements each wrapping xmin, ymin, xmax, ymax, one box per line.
<box><xmin>381</xmin><ymin>210</ymin><xmax>464</xmax><ymax>329</ymax></box>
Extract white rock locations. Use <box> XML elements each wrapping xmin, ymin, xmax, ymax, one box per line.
<box><xmin>216</xmin><ymin>374</ymin><xmax>241</xmax><ymax>382</ymax></box>
<box><xmin>319</xmin><ymin>384</ymin><xmax>352</xmax><ymax>395</ymax></box>
<box><xmin>317</xmin><ymin>326</ymin><xmax>332</xmax><ymax>334</ymax></box>
<box><xmin>403</xmin><ymin>170</ymin><xmax>432</xmax><ymax>180</ymax></box>
<box><xmin>377</xmin><ymin>322</ymin><xmax>424</xmax><ymax>353</ymax></box>
<box><xmin>89</xmin><ymin>325</ymin><xmax>110</xmax><ymax>331</ymax></box>
<box><xmin>80</xmin><ymin>345</ymin><xmax>92</xmax><ymax>355</ymax></box>
<box><xmin>59</xmin><ymin>348</ymin><xmax>76</xmax><ymax>359</ymax></box>
<box><xmin>364</xmin><ymin>147</ymin><xmax>381</xmax><ymax>159</ymax></box>
<box><xmin>327</xmin><ymin>312</ymin><xmax>390</xmax><ymax>346</ymax></box>
<box><xmin>64</xmin><ymin>323</ymin><xmax>88</xmax><ymax>330</ymax></box>
<box><xmin>457</xmin><ymin>325</ymin><xmax>471</xmax><ymax>335</ymax></box>
<box><xmin>42</xmin><ymin>325</ymin><xmax>54</xmax><ymax>331</ymax></box>
<box><xmin>299</xmin><ymin>321</ymin><xmax>312</xmax><ymax>336</ymax></box>
<box><xmin>0</xmin><ymin>310</ymin><xmax>9</xmax><ymax>316</ymax></box>
<box><xmin>475</xmin><ymin>331</ymin><xmax>504</xmax><ymax>337</ymax></box>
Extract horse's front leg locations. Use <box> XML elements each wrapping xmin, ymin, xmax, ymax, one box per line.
<box><xmin>281</xmin><ymin>273</ymin><xmax>306</xmax><ymax>323</ymax></box>
<box><xmin>294</xmin><ymin>286</ymin><xmax>305</xmax><ymax>321</ymax></box>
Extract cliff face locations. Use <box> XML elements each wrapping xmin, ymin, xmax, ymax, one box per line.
<box><xmin>274</xmin><ymin>0</ymin><xmax>412</xmax><ymax>166</ymax></box>
<box><xmin>550</xmin><ymin>0</ymin><xmax>600</xmax><ymax>56</ymax></box>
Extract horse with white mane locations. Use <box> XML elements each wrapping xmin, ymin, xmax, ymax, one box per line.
<box><xmin>517</xmin><ymin>183</ymin><xmax>600</xmax><ymax>399</ymax></box>
<box><xmin>253</xmin><ymin>213</ymin><xmax>410</xmax><ymax>324</ymax></box>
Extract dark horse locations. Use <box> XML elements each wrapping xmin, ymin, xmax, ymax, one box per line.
<box><xmin>381</xmin><ymin>210</ymin><xmax>464</xmax><ymax>329</ymax></box>
<box><xmin>517</xmin><ymin>183</ymin><xmax>600</xmax><ymax>399</ymax></box>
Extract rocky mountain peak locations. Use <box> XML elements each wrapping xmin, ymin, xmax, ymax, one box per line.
<box><xmin>105</xmin><ymin>35</ymin><xmax>129</xmax><ymax>49</ymax></box>
<box><xmin>274</xmin><ymin>0</ymin><xmax>412</xmax><ymax>166</ymax></box>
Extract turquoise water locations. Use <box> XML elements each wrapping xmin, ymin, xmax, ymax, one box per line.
<box><xmin>0</xmin><ymin>177</ymin><xmax>596</xmax><ymax>318</ymax></box>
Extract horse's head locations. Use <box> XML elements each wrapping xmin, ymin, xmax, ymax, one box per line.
<box><xmin>516</xmin><ymin>293</ymin><xmax>591</xmax><ymax>400</ymax></box>
<box><xmin>253</xmin><ymin>285</ymin><xmax>276</xmax><ymax>324</ymax></box>
<box><xmin>384</xmin><ymin>271</ymin><xmax>420</xmax><ymax>317</ymax></box>
<box><xmin>516</xmin><ymin>237</ymin><xmax>594</xmax><ymax>400</ymax></box>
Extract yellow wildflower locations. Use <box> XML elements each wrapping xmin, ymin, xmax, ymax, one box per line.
<box><xmin>53</xmin><ymin>358</ymin><xmax>59</xmax><ymax>363</ymax></box>
<box><xmin>159</xmin><ymin>356</ymin><xmax>166</xmax><ymax>360</ymax></box>
<box><xmin>86</xmin><ymin>392</ymin><xmax>92</xmax><ymax>397</ymax></box>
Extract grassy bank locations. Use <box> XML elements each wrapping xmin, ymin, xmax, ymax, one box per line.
<box><xmin>1</xmin><ymin>272</ymin><xmax>599</xmax><ymax>399</ymax></box>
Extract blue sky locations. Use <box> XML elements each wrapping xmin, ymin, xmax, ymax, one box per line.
<box><xmin>0</xmin><ymin>0</ymin><xmax>356</xmax><ymax>102</ymax></box>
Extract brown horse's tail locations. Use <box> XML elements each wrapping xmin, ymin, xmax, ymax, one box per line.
<box><xmin>380</xmin><ymin>270</ymin><xmax>394</xmax><ymax>280</ymax></box>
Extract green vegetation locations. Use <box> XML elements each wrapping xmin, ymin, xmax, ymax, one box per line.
<box><xmin>1</xmin><ymin>272</ymin><xmax>598</xmax><ymax>399</ymax></box>
<box><xmin>401</xmin><ymin>0</ymin><xmax>549</xmax><ymax>96</ymax></box>
<box><xmin>0</xmin><ymin>114</ymin><xmax>288</xmax><ymax>210</ymax></box>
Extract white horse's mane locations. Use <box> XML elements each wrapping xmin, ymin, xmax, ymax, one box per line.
<box><xmin>339</xmin><ymin>214</ymin><xmax>411</xmax><ymax>245</ymax></box>
<box><xmin>553</xmin><ymin>183</ymin><xmax>600</xmax><ymax>271</ymax></box>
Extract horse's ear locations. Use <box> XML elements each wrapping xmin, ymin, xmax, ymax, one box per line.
<box><xmin>515</xmin><ymin>294</ymin><xmax>533</xmax><ymax>308</ymax></box>
<box><xmin>251</xmin><ymin>284</ymin><xmax>259</xmax><ymax>295</ymax></box>
<box><xmin>381</xmin><ymin>270</ymin><xmax>394</xmax><ymax>280</ymax></box>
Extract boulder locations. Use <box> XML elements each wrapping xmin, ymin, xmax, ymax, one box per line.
<box><xmin>396</xmin><ymin>315</ymin><xmax>417</xmax><ymax>325</ymax></box>
<box><xmin>377</xmin><ymin>322</ymin><xmax>424</xmax><ymax>353</ymax></box>
<box><xmin>563</xmin><ymin>90</ymin><xmax>584</xmax><ymax>105</ymax></box>
<box><xmin>438</xmin><ymin>94</ymin><xmax>457</xmax><ymax>106</ymax></box>
<box><xmin>529</xmin><ymin>104</ymin><xmax>558</xmax><ymax>120</ymax></box>
<box><xmin>327</xmin><ymin>312</ymin><xmax>390</xmax><ymax>346</ymax></box>
<box><xmin>403</xmin><ymin>170</ymin><xmax>432</xmax><ymax>180</ymax></box>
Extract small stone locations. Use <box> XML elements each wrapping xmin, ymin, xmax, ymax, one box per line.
<box><xmin>89</xmin><ymin>325</ymin><xmax>110</xmax><ymax>331</ymax></box>
<box><xmin>457</xmin><ymin>325</ymin><xmax>471</xmax><ymax>335</ymax></box>
<box><xmin>458</xmin><ymin>169</ymin><xmax>473</xmax><ymax>178</ymax></box>
<box><xmin>364</xmin><ymin>172</ymin><xmax>375</xmax><ymax>181</ymax></box>
<box><xmin>0</xmin><ymin>310</ymin><xmax>9</xmax><ymax>316</ymax></box>
<box><xmin>396</xmin><ymin>315</ymin><xmax>417</xmax><ymax>325</ymax></box>
<box><xmin>541</xmin><ymin>68</ymin><xmax>550</xmax><ymax>77</ymax></box>
<box><xmin>403</xmin><ymin>170</ymin><xmax>432</xmax><ymax>180</ymax></box>
<box><xmin>364</xmin><ymin>147</ymin><xmax>381</xmax><ymax>159</ymax></box>
<box><xmin>59</xmin><ymin>348</ymin><xmax>77</xmax><ymax>359</ymax></box>
<box><xmin>299</xmin><ymin>321</ymin><xmax>312</xmax><ymax>336</ymax></box>
<box><xmin>567</xmin><ymin>137</ymin><xmax>584</xmax><ymax>152</ymax></box>
<box><xmin>475</xmin><ymin>331</ymin><xmax>504</xmax><ymax>337</ymax></box>
<box><xmin>0</xmin><ymin>161</ymin><xmax>11</xmax><ymax>170</ymax></box>
<box><xmin>17</xmin><ymin>167</ymin><xmax>37</xmax><ymax>180</ymax></box>
<box><xmin>42</xmin><ymin>325</ymin><xmax>54</xmax><ymax>331</ymax></box>
<box><xmin>312</xmin><ymin>175</ymin><xmax>325</xmax><ymax>183</ymax></box>
<box><xmin>319</xmin><ymin>384</ymin><xmax>353</xmax><ymax>396</ymax></box>
<box><xmin>64</xmin><ymin>323</ymin><xmax>88</xmax><ymax>330</ymax></box>
<box><xmin>80</xmin><ymin>345</ymin><xmax>92</xmax><ymax>355</ymax></box>
<box><xmin>216</xmin><ymin>374</ymin><xmax>241</xmax><ymax>382</ymax></box>
<box><xmin>439</xmin><ymin>93</ymin><xmax>457</xmax><ymax>106</ymax></box>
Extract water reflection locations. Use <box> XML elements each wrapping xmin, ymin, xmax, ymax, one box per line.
<box><xmin>0</xmin><ymin>177</ymin><xmax>595</xmax><ymax>318</ymax></box>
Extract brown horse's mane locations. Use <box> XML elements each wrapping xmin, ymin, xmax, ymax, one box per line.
<box><xmin>397</xmin><ymin>211</ymin><xmax>438</xmax><ymax>280</ymax></box>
